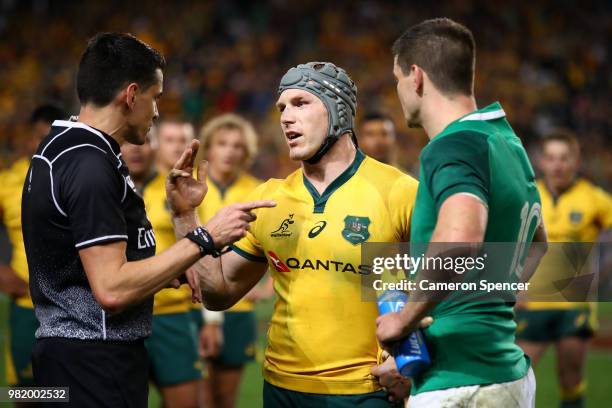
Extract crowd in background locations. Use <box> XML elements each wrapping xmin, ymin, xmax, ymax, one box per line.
<box><xmin>0</xmin><ymin>0</ymin><xmax>609</xmax><ymax>186</ymax></box>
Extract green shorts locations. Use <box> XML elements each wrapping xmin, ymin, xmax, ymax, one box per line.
<box><xmin>515</xmin><ymin>309</ymin><xmax>595</xmax><ymax>342</ymax></box>
<box><xmin>8</xmin><ymin>302</ymin><xmax>38</xmax><ymax>386</ymax></box>
<box><xmin>263</xmin><ymin>381</ymin><xmax>392</xmax><ymax>408</ymax></box>
<box><xmin>145</xmin><ymin>312</ymin><xmax>203</xmax><ymax>386</ymax></box>
<box><xmin>190</xmin><ymin>307</ymin><xmax>204</xmax><ymax>331</ymax></box>
<box><xmin>211</xmin><ymin>311</ymin><xmax>256</xmax><ymax>367</ymax></box>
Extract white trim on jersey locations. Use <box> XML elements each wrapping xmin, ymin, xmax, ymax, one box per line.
<box><xmin>448</xmin><ymin>192</ymin><xmax>489</xmax><ymax>209</ymax></box>
<box><xmin>75</xmin><ymin>234</ymin><xmax>128</xmax><ymax>248</ymax></box>
<box><xmin>40</xmin><ymin>127</ymin><xmax>72</xmax><ymax>156</ymax></box>
<box><xmin>459</xmin><ymin>109</ymin><xmax>506</xmax><ymax>122</ymax></box>
<box><xmin>32</xmin><ymin>154</ymin><xmax>68</xmax><ymax>217</ymax></box>
<box><xmin>52</xmin><ymin>119</ymin><xmax>104</xmax><ymax>137</ymax></box>
<box><xmin>50</xmin><ymin>120</ymin><xmax>122</xmax><ymax>167</ymax></box>
<box><xmin>101</xmin><ymin>310</ymin><xmax>107</xmax><ymax>340</ymax></box>
<box><xmin>50</xmin><ymin>143</ymin><xmax>107</xmax><ymax>164</ymax></box>
<box><xmin>121</xmin><ymin>176</ymin><xmax>128</xmax><ymax>203</ymax></box>
<box><xmin>34</xmin><ymin>144</ymin><xmax>109</xmax><ymax>217</ymax></box>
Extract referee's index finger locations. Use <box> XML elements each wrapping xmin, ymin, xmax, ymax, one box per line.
<box><xmin>236</xmin><ymin>200</ymin><xmax>276</xmax><ymax>211</ymax></box>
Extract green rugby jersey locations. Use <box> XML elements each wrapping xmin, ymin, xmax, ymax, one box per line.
<box><xmin>410</xmin><ymin>102</ymin><xmax>541</xmax><ymax>394</ymax></box>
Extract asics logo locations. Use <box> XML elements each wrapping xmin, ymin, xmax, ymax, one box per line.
<box><xmin>308</xmin><ymin>221</ymin><xmax>327</xmax><ymax>238</ymax></box>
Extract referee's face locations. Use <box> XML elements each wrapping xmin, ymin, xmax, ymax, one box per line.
<box><xmin>126</xmin><ymin>68</ymin><xmax>163</xmax><ymax>145</ymax></box>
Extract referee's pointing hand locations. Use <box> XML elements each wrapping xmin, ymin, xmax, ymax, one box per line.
<box><xmin>205</xmin><ymin>200</ymin><xmax>276</xmax><ymax>249</ymax></box>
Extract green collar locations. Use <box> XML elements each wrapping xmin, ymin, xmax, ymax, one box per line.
<box><xmin>137</xmin><ymin>170</ymin><xmax>158</xmax><ymax>195</ymax></box>
<box><xmin>458</xmin><ymin>101</ymin><xmax>505</xmax><ymax>122</ymax></box>
<box><xmin>210</xmin><ymin>175</ymin><xmax>239</xmax><ymax>199</ymax></box>
<box><xmin>303</xmin><ymin>150</ymin><xmax>365</xmax><ymax>213</ymax></box>
<box><xmin>544</xmin><ymin>177</ymin><xmax>578</xmax><ymax>205</ymax></box>
<box><xmin>436</xmin><ymin>101</ymin><xmax>506</xmax><ymax>139</ymax></box>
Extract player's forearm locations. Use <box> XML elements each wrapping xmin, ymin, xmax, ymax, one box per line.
<box><xmin>244</xmin><ymin>275</ymin><xmax>275</xmax><ymax>302</ymax></box>
<box><xmin>0</xmin><ymin>264</ymin><xmax>19</xmax><ymax>281</ymax></box>
<box><xmin>519</xmin><ymin>242</ymin><xmax>547</xmax><ymax>284</ymax></box>
<box><xmin>190</xmin><ymin>255</ymin><xmax>235</xmax><ymax>310</ymax></box>
<box><xmin>191</xmin><ymin>251</ymin><xmax>268</xmax><ymax>311</ymax></box>
<box><xmin>0</xmin><ymin>264</ymin><xmax>27</xmax><ymax>297</ymax></box>
<box><xmin>401</xmin><ymin>218</ymin><xmax>486</xmax><ymax>329</ymax></box>
<box><xmin>519</xmin><ymin>222</ymin><xmax>548</xmax><ymax>284</ymax></box>
<box><xmin>399</xmin><ymin>300</ymin><xmax>436</xmax><ymax>333</ymax></box>
<box><xmin>171</xmin><ymin>211</ymin><xmax>234</xmax><ymax>308</ymax></box>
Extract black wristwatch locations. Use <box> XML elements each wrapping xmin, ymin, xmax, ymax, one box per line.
<box><xmin>185</xmin><ymin>226</ymin><xmax>224</xmax><ymax>258</ymax></box>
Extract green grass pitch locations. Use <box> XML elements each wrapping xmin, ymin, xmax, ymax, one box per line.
<box><xmin>2</xmin><ymin>296</ymin><xmax>612</xmax><ymax>407</ymax></box>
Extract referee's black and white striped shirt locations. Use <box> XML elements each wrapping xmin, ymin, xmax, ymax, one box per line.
<box><xmin>22</xmin><ymin>119</ymin><xmax>157</xmax><ymax>341</ymax></box>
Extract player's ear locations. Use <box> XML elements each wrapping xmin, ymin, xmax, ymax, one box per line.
<box><xmin>412</xmin><ymin>65</ymin><xmax>424</xmax><ymax>97</ymax></box>
<box><xmin>124</xmin><ymin>82</ymin><xmax>139</xmax><ymax>110</ymax></box>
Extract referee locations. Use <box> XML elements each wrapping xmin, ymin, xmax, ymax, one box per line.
<box><xmin>21</xmin><ymin>32</ymin><xmax>274</xmax><ymax>407</ymax></box>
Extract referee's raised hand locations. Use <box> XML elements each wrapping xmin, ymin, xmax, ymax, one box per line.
<box><xmin>166</xmin><ymin>139</ymin><xmax>208</xmax><ymax>216</ymax></box>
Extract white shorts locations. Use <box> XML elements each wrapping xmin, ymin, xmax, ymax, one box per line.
<box><xmin>407</xmin><ymin>367</ymin><xmax>536</xmax><ymax>408</ymax></box>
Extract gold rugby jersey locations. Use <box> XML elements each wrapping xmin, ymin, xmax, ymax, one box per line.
<box><xmin>232</xmin><ymin>150</ymin><xmax>418</xmax><ymax>394</ymax></box>
<box><xmin>527</xmin><ymin>178</ymin><xmax>611</xmax><ymax>310</ymax></box>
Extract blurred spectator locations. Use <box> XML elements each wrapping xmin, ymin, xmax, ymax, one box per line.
<box><xmin>358</xmin><ymin>112</ymin><xmax>397</xmax><ymax>165</ymax></box>
<box><xmin>0</xmin><ymin>0</ymin><xmax>609</xmax><ymax>187</ymax></box>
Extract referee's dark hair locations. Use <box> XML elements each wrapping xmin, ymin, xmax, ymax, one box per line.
<box><xmin>30</xmin><ymin>104</ymin><xmax>66</xmax><ymax>124</ymax></box>
<box><xmin>77</xmin><ymin>32</ymin><xmax>166</xmax><ymax>107</ymax></box>
<box><xmin>393</xmin><ymin>18</ymin><xmax>475</xmax><ymax>96</ymax></box>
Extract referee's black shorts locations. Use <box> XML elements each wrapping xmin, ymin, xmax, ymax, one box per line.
<box><xmin>32</xmin><ymin>337</ymin><xmax>148</xmax><ymax>407</ymax></box>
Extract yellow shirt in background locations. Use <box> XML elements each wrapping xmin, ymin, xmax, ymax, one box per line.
<box><xmin>197</xmin><ymin>173</ymin><xmax>261</xmax><ymax>312</ymax></box>
<box><xmin>143</xmin><ymin>172</ymin><xmax>192</xmax><ymax>315</ymax></box>
<box><xmin>0</xmin><ymin>158</ymin><xmax>33</xmax><ymax>308</ymax></box>
<box><xmin>527</xmin><ymin>178</ymin><xmax>611</xmax><ymax>310</ymax></box>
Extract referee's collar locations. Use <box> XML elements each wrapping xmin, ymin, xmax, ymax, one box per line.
<box><xmin>52</xmin><ymin>119</ymin><xmax>121</xmax><ymax>156</ymax></box>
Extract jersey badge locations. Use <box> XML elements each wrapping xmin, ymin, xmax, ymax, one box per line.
<box><xmin>342</xmin><ymin>215</ymin><xmax>370</xmax><ymax>244</ymax></box>
<box><xmin>569</xmin><ymin>211</ymin><xmax>583</xmax><ymax>224</ymax></box>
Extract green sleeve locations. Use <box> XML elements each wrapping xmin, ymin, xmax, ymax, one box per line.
<box><xmin>421</xmin><ymin>131</ymin><xmax>490</xmax><ymax>214</ymax></box>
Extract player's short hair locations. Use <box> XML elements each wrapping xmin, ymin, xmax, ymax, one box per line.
<box><xmin>77</xmin><ymin>32</ymin><xmax>165</xmax><ymax>106</ymax></box>
<box><xmin>541</xmin><ymin>128</ymin><xmax>580</xmax><ymax>155</ymax></box>
<box><xmin>392</xmin><ymin>18</ymin><xmax>475</xmax><ymax>96</ymax></box>
<box><xmin>149</xmin><ymin>119</ymin><xmax>194</xmax><ymax>149</ymax></box>
<box><xmin>360</xmin><ymin>112</ymin><xmax>393</xmax><ymax>125</ymax></box>
<box><xmin>198</xmin><ymin>113</ymin><xmax>258</xmax><ymax>166</ymax></box>
<box><xmin>30</xmin><ymin>104</ymin><xmax>66</xmax><ymax>124</ymax></box>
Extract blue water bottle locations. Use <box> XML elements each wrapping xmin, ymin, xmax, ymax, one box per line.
<box><xmin>377</xmin><ymin>290</ymin><xmax>431</xmax><ymax>377</ymax></box>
